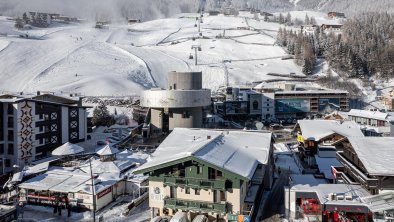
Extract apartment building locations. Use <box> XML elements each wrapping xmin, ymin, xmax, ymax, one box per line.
<box><xmin>0</xmin><ymin>93</ymin><xmax>88</xmax><ymax>175</ymax></box>
<box><xmin>134</xmin><ymin>128</ymin><xmax>274</xmax><ymax>222</ymax></box>
<box><xmin>347</xmin><ymin>109</ymin><xmax>394</xmax><ymax>136</ymax></box>
<box><xmin>275</xmin><ymin>90</ymin><xmax>349</xmax><ymax>120</ymax></box>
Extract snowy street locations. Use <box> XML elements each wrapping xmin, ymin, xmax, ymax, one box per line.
<box><xmin>18</xmin><ymin>199</ymin><xmax>150</xmax><ymax>222</ymax></box>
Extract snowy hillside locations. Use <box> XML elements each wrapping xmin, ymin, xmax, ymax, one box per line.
<box><xmin>255</xmin><ymin>0</ymin><xmax>394</xmax><ymax>15</ymax></box>
<box><xmin>0</xmin><ymin>12</ymin><xmax>303</xmax><ymax>96</ymax></box>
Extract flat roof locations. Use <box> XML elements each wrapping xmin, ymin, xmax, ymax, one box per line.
<box><xmin>291</xmin><ymin>183</ymin><xmax>370</xmax><ymax>205</ymax></box>
<box><xmin>135</xmin><ymin>128</ymin><xmax>272</xmax><ymax>180</ymax></box>
<box><xmin>347</xmin><ymin>137</ymin><xmax>394</xmax><ymax>176</ymax></box>
<box><xmin>297</xmin><ymin>120</ymin><xmax>364</xmax><ymax>141</ymax></box>
<box><xmin>275</xmin><ymin>90</ymin><xmax>348</xmax><ymax>95</ymax></box>
<box><xmin>315</xmin><ymin>155</ymin><xmax>342</xmax><ymax>180</ymax></box>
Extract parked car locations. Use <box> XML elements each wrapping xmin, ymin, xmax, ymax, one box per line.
<box><xmin>170</xmin><ymin>212</ymin><xmax>188</xmax><ymax>222</ymax></box>
<box><xmin>96</xmin><ymin>141</ymin><xmax>106</xmax><ymax>145</ymax></box>
<box><xmin>269</xmin><ymin>123</ymin><xmax>283</xmax><ymax>130</ymax></box>
<box><xmin>192</xmin><ymin>215</ymin><xmax>207</xmax><ymax>222</ymax></box>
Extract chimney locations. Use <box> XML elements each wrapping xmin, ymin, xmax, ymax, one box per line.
<box><xmin>37</xmin><ymin>91</ymin><xmax>40</xmax><ymax>96</ymax></box>
<box><xmin>207</xmin><ymin>135</ymin><xmax>211</xmax><ymax>140</ymax></box>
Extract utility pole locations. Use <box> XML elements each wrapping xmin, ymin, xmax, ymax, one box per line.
<box><xmin>90</xmin><ymin>159</ymin><xmax>96</xmax><ymax>222</ymax></box>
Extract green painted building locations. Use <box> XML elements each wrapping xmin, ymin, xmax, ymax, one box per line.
<box><xmin>134</xmin><ymin>128</ymin><xmax>274</xmax><ymax>221</ymax></box>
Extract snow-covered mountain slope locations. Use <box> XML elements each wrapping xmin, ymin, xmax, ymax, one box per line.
<box><xmin>256</xmin><ymin>0</ymin><xmax>394</xmax><ymax>15</ymax></box>
<box><xmin>0</xmin><ymin>12</ymin><xmax>304</xmax><ymax>96</ymax></box>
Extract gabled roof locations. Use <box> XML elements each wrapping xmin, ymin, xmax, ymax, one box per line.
<box><xmin>135</xmin><ymin>128</ymin><xmax>272</xmax><ymax>180</ymax></box>
<box><xmin>96</xmin><ymin>144</ymin><xmax>119</xmax><ymax>156</ymax></box>
<box><xmin>347</xmin><ymin>137</ymin><xmax>394</xmax><ymax>176</ymax></box>
<box><xmin>348</xmin><ymin>109</ymin><xmax>393</xmax><ymax>121</ymax></box>
<box><xmin>297</xmin><ymin>120</ymin><xmax>364</xmax><ymax>141</ymax></box>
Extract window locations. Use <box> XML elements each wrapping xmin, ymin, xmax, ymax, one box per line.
<box><xmin>70</xmin><ymin>121</ymin><xmax>78</xmax><ymax>128</ymax></box>
<box><xmin>182</xmin><ymin>112</ymin><xmax>190</xmax><ymax>118</ymax></box>
<box><xmin>0</xmin><ymin>144</ymin><xmax>4</xmax><ymax>154</ymax></box>
<box><xmin>185</xmin><ymin>188</ymin><xmax>190</xmax><ymax>194</ymax></box>
<box><xmin>173</xmin><ymin>84</ymin><xmax>176</xmax><ymax>90</ymax></box>
<box><xmin>169</xmin><ymin>112</ymin><xmax>173</xmax><ymax>118</ymax></box>
<box><xmin>51</xmin><ymin>124</ymin><xmax>57</xmax><ymax>132</ymax></box>
<box><xmin>7</xmin><ymin>104</ymin><xmax>13</xmax><ymax>115</ymax></box>
<box><xmin>51</xmin><ymin>113</ymin><xmax>57</xmax><ymax>120</ymax></box>
<box><xmin>70</xmin><ymin>109</ymin><xmax>78</xmax><ymax>118</ymax></box>
<box><xmin>217</xmin><ymin>170</ymin><xmax>223</xmax><ymax>177</ymax></box>
<box><xmin>51</xmin><ymin>136</ymin><xmax>58</xmax><ymax>144</ymax></box>
<box><xmin>267</xmin><ymin>108</ymin><xmax>269</xmax><ymax>111</ymax></box>
<box><xmin>8</xmin><ymin>144</ymin><xmax>14</xmax><ymax>155</ymax></box>
<box><xmin>39</xmin><ymin>126</ymin><xmax>44</xmax><ymax>133</ymax></box>
<box><xmin>197</xmin><ymin>166</ymin><xmax>203</xmax><ymax>174</ymax></box>
<box><xmin>70</xmin><ymin>132</ymin><xmax>78</xmax><ymax>139</ymax></box>
<box><xmin>7</xmin><ymin>130</ymin><xmax>13</xmax><ymax>141</ymax></box>
<box><xmin>195</xmin><ymin>189</ymin><xmax>200</xmax><ymax>195</ymax></box>
<box><xmin>7</xmin><ymin>117</ymin><xmax>13</xmax><ymax>128</ymax></box>
<box><xmin>5</xmin><ymin>159</ymin><xmax>10</xmax><ymax>167</ymax></box>
<box><xmin>220</xmin><ymin>191</ymin><xmax>226</xmax><ymax>201</ymax></box>
<box><xmin>253</xmin><ymin>100</ymin><xmax>259</xmax><ymax>110</ymax></box>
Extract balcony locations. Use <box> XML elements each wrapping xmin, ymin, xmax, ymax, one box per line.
<box><xmin>163</xmin><ymin>176</ymin><xmax>226</xmax><ymax>190</ymax></box>
<box><xmin>164</xmin><ymin>198</ymin><xmax>227</xmax><ymax>213</ymax></box>
<box><xmin>336</xmin><ymin>152</ymin><xmax>379</xmax><ymax>188</ymax></box>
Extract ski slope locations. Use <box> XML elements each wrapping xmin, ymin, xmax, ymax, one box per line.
<box><xmin>0</xmin><ymin>12</ymin><xmax>303</xmax><ymax>96</ymax></box>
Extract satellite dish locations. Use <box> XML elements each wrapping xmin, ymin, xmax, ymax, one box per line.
<box><xmin>255</xmin><ymin>122</ymin><xmax>264</xmax><ymax>130</ymax></box>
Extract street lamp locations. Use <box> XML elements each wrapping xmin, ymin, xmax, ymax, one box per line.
<box><xmin>89</xmin><ymin>158</ymin><xmax>96</xmax><ymax>222</ymax></box>
<box><xmin>74</xmin><ymin>158</ymin><xmax>96</xmax><ymax>221</ymax></box>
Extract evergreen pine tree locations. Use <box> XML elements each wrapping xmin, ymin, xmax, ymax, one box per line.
<box><xmin>92</xmin><ymin>103</ymin><xmax>114</xmax><ymax>126</ymax></box>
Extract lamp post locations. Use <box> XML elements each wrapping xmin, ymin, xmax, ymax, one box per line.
<box><xmin>89</xmin><ymin>158</ymin><xmax>96</xmax><ymax>222</ymax></box>
<box><xmin>288</xmin><ymin>168</ymin><xmax>292</xmax><ymax>220</ymax></box>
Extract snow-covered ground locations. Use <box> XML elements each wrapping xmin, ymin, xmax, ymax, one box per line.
<box><xmin>0</xmin><ymin>12</ymin><xmax>303</xmax><ymax>96</ymax></box>
<box><xmin>20</xmin><ymin>199</ymin><xmax>150</xmax><ymax>222</ymax></box>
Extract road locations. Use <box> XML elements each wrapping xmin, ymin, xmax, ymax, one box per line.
<box><xmin>260</xmin><ymin>170</ymin><xmax>290</xmax><ymax>222</ymax></box>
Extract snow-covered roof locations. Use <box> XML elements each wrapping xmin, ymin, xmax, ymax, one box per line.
<box><xmin>290</xmin><ymin>174</ymin><xmax>319</xmax><ymax>186</ymax></box>
<box><xmin>19</xmin><ymin>150</ymin><xmax>149</xmax><ymax>193</ymax></box>
<box><xmin>297</xmin><ymin>120</ymin><xmax>364</xmax><ymax>141</ymax></box>
<box><xmin>348</xmin><ymin>109</ymin><xmax>394</xmax><ymax>121</ymax></box>
<box><xmin>325</xmin><ymin>110</ymin><xmax>349</xmax><ymax>120</ymax></box>
<box><xmin>361</xmin><ymin>191</ymin><xmax>394</xmax><ymax>212</ymax></box>
<box><xmin>314</xmin><ymin>155</ymin><xmax>342</xmax><ymax>180</ymax></box>
<box><xmin>52</xmin><ymin>142</ymin><xmax>84</xmax><ymax>156</ymax></box>
<box><xmin>347</xmin><ymin>137</ymin><xmax>394</xmax><ymax>176</ymax></box>
<box><xmin>275</xmin><ymin>90</ymin><xmax>348</xmax><ymax>95</ymax></box>
<box><xmin>291</xmin><ymin>183</ymin><xmax>370</xmax><ymax>205</ymax></box>
<box><xmin>136</xmin><ymin>128</ymin><xmax>272</xmax><ymax>180</ymax></box>
<box><xmin>96</xmin><ymin>144</ymin><xmax>119</xmax><ymax>156</ymax></box>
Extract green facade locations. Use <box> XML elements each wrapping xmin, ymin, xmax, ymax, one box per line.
<box><xmin>136</xmin><ymin>157</ymin><xmax>248</xmax><ymax>189</ymax></box>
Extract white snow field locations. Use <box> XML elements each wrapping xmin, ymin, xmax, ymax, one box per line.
<box><xmin>0</xmin><ymin>12</ymin><xmax>303</xmax><ymax>96</ymax></box>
